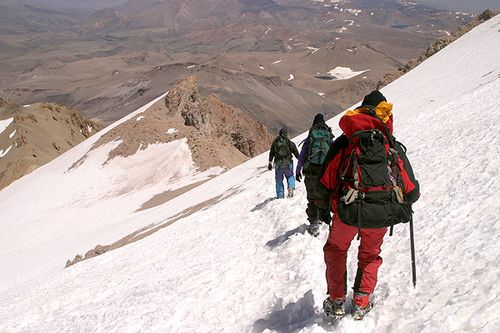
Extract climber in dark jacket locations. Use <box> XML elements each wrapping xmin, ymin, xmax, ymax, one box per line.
<box><xmin>296</xmin><ymin>113</ymin><xmax>334</xmax><ymax>236</ymax></box>
<box><xmin>268</xmin><ymin>128</ymin><xmax>300</xmax><ymax>198</ymax></box>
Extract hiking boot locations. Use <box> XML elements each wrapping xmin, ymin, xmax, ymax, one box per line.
<box><xmin>307</xmin><ymin>222</ymin><xmax>320</xmax><ymax>237</ymax></box>
<box><xmin>351</xmin><ymin>292</ymin><xmax>373</xmax><ymax>320</ymax></box>
<box><xmin>323</xmin><ymin>297</ymin><xmax>346</xmax><ymax>318</ymax></box>
<box><xmin>287</xmin><ymin>188</ymin><xmax>294</xmax><ymax>198</ymax></box>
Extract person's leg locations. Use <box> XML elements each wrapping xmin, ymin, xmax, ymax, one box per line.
<box><xmin>311</xmin><ymin>174</ymin><xmax>331</xmax><ymax>224</ymax></box>
<box><xmin>284</xmin><ymin>163</ymin><xmax>295</xmax><ymax>192</ymax></box>
<box><xmin>353</xmin><ymin>227</ymin><xmax>388</xmax><ymax>295</ymax></box>
<box><xmin>304</xmin><ymin>175</ymin><xmax>318</xmax><ymax>222</ymax></box>
<box><xmin>350</xmin><ymin>227</ymin><xmax>386</xmax><ymax>319</ymax></box>
<box><xmin>323</xmin><ymin>218</ymin><xmax>358</xmax><ymax>299</ymax></box>
<box><xmin>318</xmin><ymin>207</ymin><xmax>331</xmax><ymax>225</ymax></box>
<box><xmin>274</xmin><ymin>166</ymin><xmax>285</xmax><ymax>198</ymax></box>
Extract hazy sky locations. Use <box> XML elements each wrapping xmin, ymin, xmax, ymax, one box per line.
<box><xmin>415</xmin><ymin>0</ymin><xmax>500</xmax><ymax>13</ymax></box>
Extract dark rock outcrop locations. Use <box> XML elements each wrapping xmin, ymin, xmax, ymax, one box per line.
<box><xmin>163</xmin><ymin>76</ymin><xmax>272</xmax><ymax>159</ymax></box>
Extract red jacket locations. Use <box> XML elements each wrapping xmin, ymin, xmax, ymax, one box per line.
<box><xmin>320</xmin><ymin>105</ymin><xmax>419</xmax><ymax>227</ymax></box>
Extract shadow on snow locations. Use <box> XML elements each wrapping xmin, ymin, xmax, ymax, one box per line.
<box><xmin>253</xmin><ymin>290</ymin><xmax>335</xmax><ymax>332</ymax></box>
<box><xmin>251</xmin><ymin>197</ymin><xmax>277</xmax><ymax>212</ymax></box>
<box><xmin>265</xmin><ymin>224</ymin><xmax>308</xmax><ymax>249</ymax></box>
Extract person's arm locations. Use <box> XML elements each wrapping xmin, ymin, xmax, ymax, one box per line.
<box><xmin>290</xmin><ymin>141</ymin><xmax>300</xmax><ymax>160</ymax></box>
<box><xmin>320</xmin><ymin>149</ymin><xmax>343</xmax><ymax>192</ymax></box>
<box><xmin>296</xmin><ymin>138</ymin><xmax>309</xmax><ymax>176</ymax></box>
<box><xmin>320</xmin><ymin>134</ymin><xmax>348</xmax><ymax>179</ymax></box>
<box><xmin>268</xmin><ymin>141</ymin><xmax>275</xmax><ymax>170</ymax></box>
<box><xmin>268</xmin><ymin>141</ymin><xmax>275</xmax><ymax>163</ymax></box>
<box><xmin>395</xmin><ymin>141</ymin><xmax>420</xmax><ymax>203</ymax></box>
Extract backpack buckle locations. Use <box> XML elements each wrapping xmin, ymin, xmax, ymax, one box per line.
<box><xmin>344</xmin><ymin>188</ymin><xmax>358</xmax><ymax>204</ymax></box>
<box><xmin>388</xmin><ymin>148</ymin><xmax>399</xmax><ymax>164</ymax></box>
<box><xmin>394</xmin><ymin>186</ymin><xmax>405</xmax><ymax>204</ymax></box>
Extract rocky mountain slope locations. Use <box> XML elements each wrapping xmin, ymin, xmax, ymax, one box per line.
<box><xmin>0</xmin><ymin>98</ymin><xmax>102</xmax><ymax>190</ymax></box>
<box><xmin>80</xmin><ymin>76</ymin><xmax>272</xmax><ymax>172</ymax></box>
<box><xmin>0</xmin><ymin>0</ymin><xmax>472</xmax><ymax>134</ymax></box>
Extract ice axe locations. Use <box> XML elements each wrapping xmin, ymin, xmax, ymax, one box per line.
<box><xmin>409</xmin><ymin>214</ymin><xmax>417</xmax><ymax>288</ymax></box>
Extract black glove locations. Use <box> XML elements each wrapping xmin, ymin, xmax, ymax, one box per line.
<box><xmin>267</xmin><ymin>162</ymin><xmax>272</xmax><ymax>171</ymax></box>
<box><xmin>296</xmin><ymin>171</ymin><xmax>302</xmax><ymax>182</ymax></box>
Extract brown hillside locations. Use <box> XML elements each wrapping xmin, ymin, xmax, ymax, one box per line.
<box><xmin>85</xmin><ymin>76</ymin><xmax>273</xmax><ymax>171</ymax></box>
<box><xmin>0</xmin><ymin>99</ymin><xmax>102</xmax><ymax>190</ymax></box>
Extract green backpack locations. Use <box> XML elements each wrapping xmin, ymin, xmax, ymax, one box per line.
<box><xmin>274</xmin><ymin>136</ymin><xmax>291</xmax><ymax>166</ymax></box>
<box><xmin>307</xmin><ymin>125</ymin><xmax>331</xmax><ymax>165</ymax></box>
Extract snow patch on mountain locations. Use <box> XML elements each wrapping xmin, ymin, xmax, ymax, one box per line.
<box><xmin>0</xmin><ymin>145</ymin><xmax>12</xmax><ymax>158</ymax></box>
<box><xmin>0</xmin><ymin>117</ymin><xmax>13</xmax><ymax>135</ymax></box>
<box><xmin>307</xmin><ymin>46</ymin><xmax>320</xmax><ymax>54</ymax></box>
<box><xmin>327</xmin><ymin>66</ymin><xmax>370</xmax><ymax>80</ymax></box>
<box><xmin>166</xmin><ymin>128</ymin><xmax>178</xmax><ymax>134</ymax></box>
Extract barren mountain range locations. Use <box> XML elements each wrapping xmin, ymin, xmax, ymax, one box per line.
<box><xmin>0</xmin><ymin>0</ymin><xmax>475</xmax><ymax>132</ymax></box>
<box><xmin>0</xmin><ymin>0</ymin><xmax>489</xmax><ymax>190</ymax></box>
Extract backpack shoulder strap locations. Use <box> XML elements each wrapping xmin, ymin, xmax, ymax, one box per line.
<box><xmin>319</xmin><ymin>134</ymin><xmax>349</xmax><ymax>187</ymax></box>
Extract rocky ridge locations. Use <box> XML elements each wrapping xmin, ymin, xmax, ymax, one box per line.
<box><xmin>0</xmin><ymin>99</ymin><xmax>102</xmax><ymax>190</ymax></box>
<box><xmin>85</xmin><ymin>76</ymin><xmax>273</xmax><ymax>172</ymax></box>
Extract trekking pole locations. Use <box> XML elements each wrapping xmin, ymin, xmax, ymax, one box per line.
<box><xmin>409</xmin><ymin>214</ymin><xmax>417</xmax><ymax>288</ymax></box>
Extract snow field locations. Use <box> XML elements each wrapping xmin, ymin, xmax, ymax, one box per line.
<box><xmin>0</xmin><ymin>12</ymin><xmax>499</xmax><ymax>333</ymax></box>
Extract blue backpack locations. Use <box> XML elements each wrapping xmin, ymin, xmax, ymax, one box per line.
<box><xmin>307</xmin><ymin>124</ymin><xmax>331</xmax><ymax>165</ymax></box>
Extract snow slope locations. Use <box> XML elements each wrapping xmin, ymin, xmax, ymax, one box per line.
<box><xmin>0</xmin><ymin>15</ymin><xmax>499</xmax><ymax>333</ymax></box>
<box><xmin>0</xmin><ymin>94</ymin><xmax>223</xmax><ymax>291</ymax></box>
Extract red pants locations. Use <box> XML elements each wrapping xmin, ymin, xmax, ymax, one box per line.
<box><xmin>323</xmin><ymin>218</ymin><xmax>387</xmax><ymax>299</ymax></box>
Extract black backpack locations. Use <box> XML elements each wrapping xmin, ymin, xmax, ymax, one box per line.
<box><xmin>337</xmin><ymin>128</ymin><xmax>413</xmax><ymax>231</ymax></box>
<box><xmin>274</xmin><ymin>136</ymin><xmax>291</xmax><ymax>166</ymax></box>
